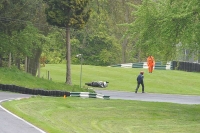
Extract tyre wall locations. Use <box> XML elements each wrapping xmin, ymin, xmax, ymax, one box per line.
<box><xmin>0</xmin><ymin>84</ymin><xmax>70</xmax><ymax>97</ymax></box>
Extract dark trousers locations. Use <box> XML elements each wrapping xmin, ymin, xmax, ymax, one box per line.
<box><xmin>135</xmin><ymin>82</ymin><xmax>144</xmax><ymax>92</ymax></box>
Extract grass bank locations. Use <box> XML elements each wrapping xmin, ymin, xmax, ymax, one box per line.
<box><xmin>40</xmin><ymin>64</ymin><xmax>200</xmax><ymax>95</ymax></box>
<box><xmin>2</xmin><ymin>96</ymin><xmax>200</xmax><ymax>133</ymax></box>
<box><xmin>0</xmin><ymin>67</ymin><xmax>90</xmax><ymax>92</ymax></box>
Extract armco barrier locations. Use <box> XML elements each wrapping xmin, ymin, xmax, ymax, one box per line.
<box><xmin>70</xmin><ymin>92</ymin><xmax>110</xmax><ymax>100</ymax></box>
<box><xmin>112</xmin><ymin>62</ymin><xmax>173</xmax><ymax>70</ymax></box>
<box><xmin>132</xmin><ymin>62</ymin><xmax>145</xmax><ymax>68</ymax></box>
<box><xmin>110</xmin><ymin>64</ymin><xmax>122</xmax><ymax>67</ymax></box>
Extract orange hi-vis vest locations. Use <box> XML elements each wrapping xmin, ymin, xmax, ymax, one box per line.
<box><xmin>147</xmin><ymin>56</ymin><xmax>155</xmax><ymax>66</ymax></box>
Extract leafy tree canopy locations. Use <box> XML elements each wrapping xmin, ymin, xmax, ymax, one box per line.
<box><xmin>44</xmin><ymin>0</ymin><xmax>91</xmax><ymax>29</ymax></box>
<box><xmin>126</xmin><ymin>0</ymin><xmax>200</xmax><ymax>61</ymax></box>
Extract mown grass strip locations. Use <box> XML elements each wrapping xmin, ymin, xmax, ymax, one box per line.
<box><xmin>40</xmin><ymin>64</ymin><xmax>200</xmax><ymax>95</ymax></box>
<box><xmin>2</xmin><ymin>96</ymin><xmax>200</xmax><ymax>133</ymax></box>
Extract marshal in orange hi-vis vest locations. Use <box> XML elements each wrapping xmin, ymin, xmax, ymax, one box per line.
<box><xmin>147</xmin><ymin>56</ymin><xmax>155</xmax><ymax>73</ymax></box>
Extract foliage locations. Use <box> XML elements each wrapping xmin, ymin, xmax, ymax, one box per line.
<box><xmin>44</xmin><ymin>0</ymin><xmax>92</xmax><ymax>29</ymax></box>
<box><xmin>0</xmin><ymin>32</ymin><xmax>10</xmax><ymax>54</ymax></box>
<box><xmin>126</xmin><ymin>0</ymin><xmax>200</xmax><ymax>61</ymax></box>
<box><xmin>106</xmin><ymin>0</ymin><xmax>142</xmax><ymax>63</ymax></box>
<box><xmin>82</xmin><ymin>32</ymin><xmax>121</xmax><ymax>66</ymax></box>
<box><xmin>85</xmin><ymin>0</ymin><xmax>137</xmax><ymax>63</ymax></box>
<box><xmin>2</xmin><ymin>0</ymin><xmax>200</xmax><ymax>71</ymax></box>
<box><xmin>11</xmin><ymin>23</ymin><xmax>46</xmax><ymax>57</ymax></box>
<box><xmin>0</xmin><ymin>0</ymin><xmax>49</xmax><ymax>74</ymax></box>
<box><xmin>0</xmin><ymin>0</ymin><xmax>37</xmax><ymax>33</ymax></box>
<box><xmin>42</xmin><ymin>27</ymin><xmax>66</xmax><ymax>64</ymax></box>
<box><xmin>0</xmin><ymin>0</ymin><xmax>34</xmax><ymax>57</ymax></box>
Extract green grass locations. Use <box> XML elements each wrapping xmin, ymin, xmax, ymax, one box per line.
<box><xmin>1</xmin><ymin>64</ymin><xmax>200</xmax><ymax>133</ymax></box>
<box><xmin>40</xmin><ymin>64</ymin><xmax>200</xmax><ymax>95</ymax></box>
<box><xmin>2</xmin><ymin>64</ymin><xmax>199</xmax><ymax>95</ymax></box>
<box><xmin>0</xmin><ymin>67</ymin><xmax>91</xmax><ymax>92</ymax></box>
<box><xmin>2</xmin><ymin>96</ymin><xmax>200</xmax><ymax>133</ymax></box>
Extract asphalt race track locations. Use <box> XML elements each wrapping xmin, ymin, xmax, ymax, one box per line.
<box><xmin>95</xmin><ymin>89</ymin><xmax>200</xmax><ymax>105</ymax></box>
<box><xmin>0</xmin><ymin>92</ymin><xmax>46</xmax><ymax>133</ymax></box>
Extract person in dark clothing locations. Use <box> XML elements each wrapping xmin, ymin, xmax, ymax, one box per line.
<box><xmin>135</xmin><ymin>71</ymin><xmax>144</xmax><ymax>93</ymax></box>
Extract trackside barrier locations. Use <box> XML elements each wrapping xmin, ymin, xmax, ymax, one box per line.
<box><xmin>111</xmin><ymin>62</ymin><xmax>173</xmax><ymax>70</ymax></box>
<box><xmin>172</xmin><ymin>61</ymin><xmax>200</xmax><ymax>72</ymax></box>
<box><xmin>70</xmin><ymin>92</ymin><xmax>110</xmax><ymax>100</ymax></box>
<box><xmin>0</xmin><ymin>84</ymin><xmax>110</xmax><ymax>99</ymax></box>
<box><xmin>132</xmin><ymin>62</ymin><xmax>173</xmax><ymax>70</ymax></box>
<box><xmin>0</xmin><ymin>83</ymin><xmax>70</xmax><ymax>97</ymax></box>
<box><xmin>111</xmin><ymin>61</ymin><xmax>200</xmax><ymax>72</ymax></box>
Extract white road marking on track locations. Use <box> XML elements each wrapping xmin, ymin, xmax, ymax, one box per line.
<box><xmin>0</xmin><ymin>98</ymin><xmax>46</xmax><ymax>133</ymax></box>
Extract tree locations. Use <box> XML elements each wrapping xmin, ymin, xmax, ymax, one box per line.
<box><xmin>126</xmin><ymin>0</ymin><xmax>200</xmax><ymax>61</ymax></box>
<box><xmin>80</xmin><ymin>32</ymin><xmax>121</xmax><ymax>66</ymax></box>
<box><xmin>0</xmin><ymin>0</ymin><xmax>42</xmax><ymax>68</ymax></box>
<box><xmin>42</xmin><ymin>27</ymin><xmax>66</xmax><ymax>64</ymax></box>
<box><xmin>44</xmin><ymin>0</ymin><xmax>91</xmax><ymax>85</ymax></box>
<box><xmin>106</xmin><ymin>0</ymin><xmax>142</xmax><ymax>63</ymax></box>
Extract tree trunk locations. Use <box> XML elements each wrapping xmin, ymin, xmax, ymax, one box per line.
<box><xmin>37</xmin><ymin>62</ymin><xmax>40</xmax><ymax>78</ymax></box>
<box><xmin>15</xmin><ymin>58</ymin><xmax>20</xmax><ymax>69</ymax></box>
<box><xmin>66</xmin><ymin>27</ymin><xmax>71</xmax><ymax>85</ymax></box>
<box><xmin>122</xmin><ymin>38</ymin><xmax>128</xmax><ymax>63</ymax></box>
<box><xmin>8</xmin><ymin>53</ymin><xmax>11</xmax><ymax>68</ymax></box>
<box><xmin>0</xmin><ymin>55</ymin><xmax>2</xmax><ymax>67</ymax></box>
<box><xmin>27</xmin><ymin>48</ymin><xmax>42</xmax><ymax>76</ymax></box>
<box><xmin>14</xmin><ymin>53</ymin><xmax>20</xmax><ymax>69</ymax></box>
<box><xmin>121</xmin><ymin>0</ymin><xmax>129</xmax><ymax>63</ymax></box>
<box><xmin>25</xmin><ymin>57</ymin><xmax>28</xmax><ymax>72</ymax></box>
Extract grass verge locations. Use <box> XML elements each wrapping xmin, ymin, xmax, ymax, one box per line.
<box><xmin>40</xmin><ymin>64</ymin><xmax>200</xmax><ymax>95</ymax></box>
<box><xmin>2</xmin><ymin>96</ymin><xmax>200</xmax><ymax>133</ymax></box>
<box><xmin>0</xmin><ymin>67</ymin><xmax>92</xmax><ymax>92</ymax></box>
